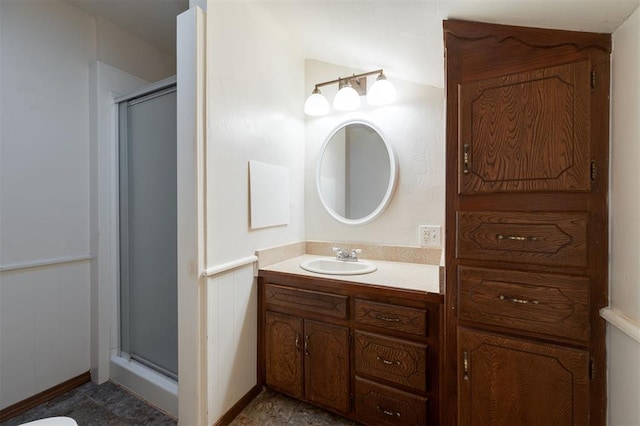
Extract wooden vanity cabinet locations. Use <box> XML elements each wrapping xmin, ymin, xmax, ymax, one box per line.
<box><xmin>262</xmin><ymin>283</ymin><xmax>350</xmax><ymax>414</ymax></box>
<box><xmin>458</xmin><ymin>327</ymin><xmax>590</xmax><ymax>426</ymax></box>
<box><xmin>264</xmin><ymin>311</ymin><xmax>303</xmax><ymax>398</ymax></box>
<box><xmin>258</xmin><ymin>271</ymin><xmax>443</xmax><ymax>425</ymax></box>
<box><xmin>444</xmin><ymin>20</ymin><xmax>610</xmax><ymax>425</ymax></box>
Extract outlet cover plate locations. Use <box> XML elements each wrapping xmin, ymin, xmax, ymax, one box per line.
<box><xmin>419</xmin><ymin>225</ymin><xmax>441</xmax><ymax>247</ymax></box>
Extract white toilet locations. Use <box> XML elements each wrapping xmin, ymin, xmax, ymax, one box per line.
<box><xmin>19</xmin><ymin>417</ymin><xmax>78</xmax><ymax>426</ymax></box>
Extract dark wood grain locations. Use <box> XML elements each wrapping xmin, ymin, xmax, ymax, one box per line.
<box><xmin>355</xmin><ymin>376</ymin><xmax>428</xmax><ymax>426</ymax></box>
<box><xmin>354</xmin><ymin>299</ymin><xmax>427</xmax><ymax>336</ymax></box>
<box><xmin>265</xmin><ymin>283</ymin><xmax>348</xmax><ymax>319</ymax></box>
<box><xmin>443</xmin><ymin>19</ymin><xmax>611</xmax><ymax>53</ymax></box>
<box><xmin>258</xmin><ymin>274</ymin><xmax>442</xmax><ymax>425</ymax></box>
<box><xmin>459</xmin><ymin>60</ymin><xmax>591</xmax><ymax>194</ymax></box>
<box><xmin>304</xmin><ymin>320</ymin><xmax>350</xmax><ymax>413</ymax></box>
<box><xmin>444</xmin><ymin>19</ymin><xmax>610</xmax><ymax>426</ymax></box>
<box><xmin>458</xmin><ymin>327</ymin><xmax>589</xmax><ymax>426</ymax></box>
<box><xmin>456</xmin><ymin>211</ymin><xmax>588</xmax><ymax>267</ymax></box>
<box><xmin>458</xmin><ymin>266</ymin><xmax>590</xmax><ymax>342</ymax></box>
<box><xmin>264</xmin><ymin>311</ymin><xmax>303</xmax><ymax>399</ymax></box>
<box><xmin>355</xmin><ymin>331</ymin><xmax>428</xmax><ymax>392</ymax></box>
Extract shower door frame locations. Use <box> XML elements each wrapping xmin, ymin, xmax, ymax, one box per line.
<box><xmin>117</xmin><ymin>82</ymin><xmax>178</xmax><ymax>381</ymax></box>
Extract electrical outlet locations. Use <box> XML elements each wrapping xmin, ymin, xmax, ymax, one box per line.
<box><xmin>419</xmin><ymin>225</ymin><xmax>441</xmax><ymax>247</ymax></box>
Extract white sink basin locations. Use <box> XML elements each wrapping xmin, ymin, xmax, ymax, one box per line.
<box><xmin>300</xmin><ymin>258</ymin><xmax>377</xmax><ymax>275</ymax></box>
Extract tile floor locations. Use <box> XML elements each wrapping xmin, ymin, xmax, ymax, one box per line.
<box><xmin>229</xmin><ymin>389</ymin><xmax>358</xmax><ymax>426</ymax></box>
<box><xmin>2</xmin><ymin>383</ymin><xmax>358</xmax><ymax>426</ymax></box>
<box><xmin>1</xmin><ymin>381</ymin><xmax>176</xmax><ymax>426</ymax></box>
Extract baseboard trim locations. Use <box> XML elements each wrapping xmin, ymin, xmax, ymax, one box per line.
<box><xmin>0</xmin><ymin>371</ymin><xmax>91</xmax><ymax>423</ymax></box>
<box><xmin>213</xmin><ymin>385</ymin><xmax>262</xmax><ymax>426</ymax></box>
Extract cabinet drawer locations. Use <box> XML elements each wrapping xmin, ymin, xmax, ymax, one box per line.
<box><xmin>355</xmin><ymin>299</ymin><xmax>427</xmax><ymax>336</ymax></box>
<box><xmin>355</xmin><ymin>331</ymin><xmax>427</xmax><ymax>392</ymax></box>
<box><xmin>458</xmin><ymin>266</ymin><xmax>589</xmax><ymax>342</ymax></box>
<box><xmin>457</xmin><ymin>211</ymin><xmax>588</xmax><ymax>267</ymax></box>
<box><xmin>264</xmin><ymin>283</ymin><xmax>347</xmax><ymax>319</ymax></box>
<box><xmin>355</xmin><ymin>377</ymin><xmax>428</xmax><ymax>426</ymax></box>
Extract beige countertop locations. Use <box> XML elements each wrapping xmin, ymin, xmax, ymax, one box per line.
<box><xmin>260</xmin><ymin>254</ymin><xmax>442</xmax><ymax>295</ymax></box>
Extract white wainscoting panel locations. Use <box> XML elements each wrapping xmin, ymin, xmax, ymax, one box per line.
<box><xmin>206</xmin><ymin>263</ymin><xmax>257</xmax><ymax>425</ymax></box>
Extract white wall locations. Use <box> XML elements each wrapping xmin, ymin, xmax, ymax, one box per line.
<box><xmin>305</xmin><ymin>60</ymin><xmax>445</xmax><ymax>247</ymax></box>
<box><xmin>609</xmin><ymin>6</ymin><xmax>640</xmax><ymax>425</ymax></box>
<box><xmin>0</xmin><ymin>0</ymin><xmax>177</xmax><ymax>410</ymax></box>
<box><xmin>204</xmin><ymin>1</ymin><xmax>305</xmax><ymax>424</ymax></box>
<box><xmin>0</xmin><ymin>0</ymin><xmax>94</xmax><ymax>409</ymax></box>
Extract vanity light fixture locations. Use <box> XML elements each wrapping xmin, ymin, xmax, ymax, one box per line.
<box><xmin>367</xmin><ymin>72</ymin><xmax>397</xmax><ymax>106</ymax></box>
<box><xmin>303</xmin><ymin>87</ymin><xmax>330</xmax><ymax>116</ymax></box>
<box><xmin>333</xmin><ymin>79</ymin><xmax>361</xmax><ymax>111</ymax></box>
<box><xmin>304</xmin><ymin>69</ymin><xmax>396</xmax><ymax>116</ymax></box>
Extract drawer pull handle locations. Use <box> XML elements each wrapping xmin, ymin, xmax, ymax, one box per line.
<box><xmin>499</xmin><ymin>294</ymin><xmax>540</xmax><ymax>305</ymax></box>
<box><xmin>377</xmin><ymin>405</ymin><xmax>401</xmax><ymax>418</ymax></box>
<box><xmin>295</xmin><ymin>334</ymin><xmax>300</xmax><ymax>351</ymax></box>
<box><xmin>497</xmin><ymin>234</ymin><xmax>539</xmax><ymax>242</ymax></box>
<box><xmin>377</xmin><ymin>355</ymin><xmax>401</xmax><ymax>366</ymax></box>
<box><xmin>375</xmin><ymin>314</ymin><xmax>401</xmax><ymax>323</ymax></box>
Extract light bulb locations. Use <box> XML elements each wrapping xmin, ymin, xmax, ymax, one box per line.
<box><xmin>333</xmin><ymin>82</ymin><xmax>360</xmax><ymax>111</ymax></box>
<box><xmin>304</xmin><ymin>88</ymin><xmax>329</xmax><ymax>116</ymax></box>
<box><xmin>367</xmin><ymin>73</ymin><xmax>397</xmax><ymax>106</ymax></box>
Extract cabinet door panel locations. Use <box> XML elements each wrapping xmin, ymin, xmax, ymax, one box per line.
<box><xmin>458</xmin><ymin>60</ymin><xmax>591</xmax><ymax>194</ymax></box>
<box><xmin>304</xmin><ymin>320</ymin><xmax>350</xmax><ymax>413</ymax></box>
<box><xmin>458</xmin><ymin>327</ymin><xmax>589</xmax><ymax>426</ymax></box>
<box><xmin>265</xmin><ymin>312</ymin><xmax>303</xmax><ymax>398</ymax></box>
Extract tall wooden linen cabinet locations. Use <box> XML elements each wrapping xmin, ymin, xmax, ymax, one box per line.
<box><xmin>443</xmin><ymin>21</ymin><xmax>610</xmax><ymax>425</ymax></box>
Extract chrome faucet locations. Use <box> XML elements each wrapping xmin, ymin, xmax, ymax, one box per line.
<box><xmin>332</xmin><ymin>247</ymin><xmax>362</xmax><ymax>262</ymax></box>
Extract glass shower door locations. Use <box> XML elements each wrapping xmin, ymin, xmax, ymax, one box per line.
<box><xmin>119</xmin><ymin>86</ymin><xmax>178</xmax><ymax>380</ymax></box>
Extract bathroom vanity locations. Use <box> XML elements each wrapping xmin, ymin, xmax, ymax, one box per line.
<box><xmin>258</xmin><ymin>256</ymin><xmax>443</xmax><ymax>425</ymax></box>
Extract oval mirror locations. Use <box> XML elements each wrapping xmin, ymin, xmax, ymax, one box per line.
<box><xmin>317</xmin><ymin>120</ymin><xmax>397</xmax><ymax>225</ymax></box>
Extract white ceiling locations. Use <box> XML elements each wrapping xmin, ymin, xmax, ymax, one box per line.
<box><xmin>66</xmin><ymin>0</ymin><xmax>640</xmax><ymax>87</ymax></box>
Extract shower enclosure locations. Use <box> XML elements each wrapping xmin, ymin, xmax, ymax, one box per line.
<box><xmin>112</xmin><ymin>81</ymin><xmax>178</xmax><ymax>414</ymax></box>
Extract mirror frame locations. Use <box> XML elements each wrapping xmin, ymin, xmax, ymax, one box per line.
<box><xmin>316</xmin><ymin>119</ymin><xmax>398</xmax><ymax>225</ymax></box>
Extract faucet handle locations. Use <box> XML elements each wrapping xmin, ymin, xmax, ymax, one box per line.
<box><xmin>350</xmin><ymin>248</ymin><xmax>362</xmax><ymax>260</ymax></box>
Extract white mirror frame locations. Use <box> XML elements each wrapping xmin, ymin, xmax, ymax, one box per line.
<box><xmin>316</xmin><ymin>119</ymin><xmax>398</xmax><ymax>225</ymax></box>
